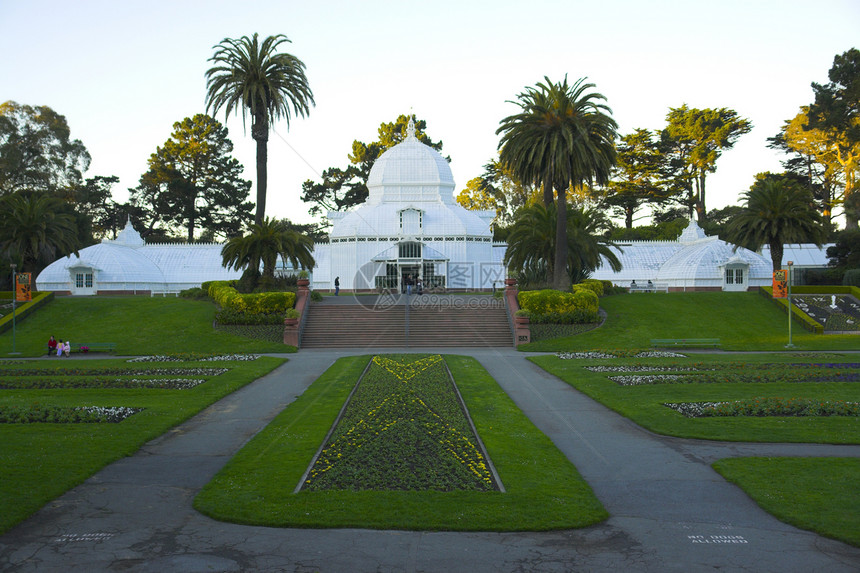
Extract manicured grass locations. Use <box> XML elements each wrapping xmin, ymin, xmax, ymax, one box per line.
<box><xmin>530</xmin><ymin>353</ymin><xmax>860</xmax><ymax>444</ymax></box>
<box><xmin>0</xmin><ymin>355</ymin><xmax>285</xmax><ymax>534</ymax></box>
<box><xmin>194</xmin><ymin>354</ymin><xmax>608</xmax><ymax>531</ymax></box>
<box><xmin>520</xmin><ymin>292</ymin><xmax>860</xmax><ymax>351</ymax></box>
<box><xmin>0</xmin><ymin>296</ymin><xmax>295</xmax><ymax>357</ymax></box>
<box><xmin>713</xmin><ymin>457</ymin><xmax>860</xmax><ymax>547</ymax></box>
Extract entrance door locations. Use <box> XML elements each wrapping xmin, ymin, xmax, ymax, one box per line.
<box><xmin>71</xmin><ymin>268</ymin><xmax>96</xmax><ymax>295</ymax></box>
<box><xmin>400</xmin><ymin>265</ymin><xmax>420</xmax><ymax>293</ymax></box>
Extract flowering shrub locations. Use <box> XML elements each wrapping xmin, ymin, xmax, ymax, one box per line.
<box><xmin>0</xmin><ymin>404</ymin><xmax>143</xmax><ymax>423</ymax></box>
<box><xmin>209</xmin><ymin>283</ymin><xmax>296</xmax><ymax>315</ymax></box>
<box><xmin>303</xmin><ymin>354</ymin><xmax>498</xmax><ymax>492</ymax></box>
<box><xmin>557</xmin><ymin>350</ymin><xmax>687</xmax><ymax>359</ymax></box>
<box><xmin>665</xmin><ymin>398</ymin><xmax>860</xmax><ymax>418</ymax></box>
<box><xmin>573</xmin><ymin>279</ymin><xmax>604</xmax><ymax>297</ymax></box>
<box><xmin>519</xmin><ymin>289</ymin><xmax>598</xmax><ymax>323</ymax></box>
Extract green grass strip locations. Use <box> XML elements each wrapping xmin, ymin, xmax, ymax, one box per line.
<box><xmin>519</xmin><ymin>292</ymin><xmax>860</xmax><ymax>352</ymax></box>
<box><xmin>713</xmin><ymin>457</ymin><xmax>860</xmax><ymax>547</ymax></box>
<box><xmin>194</xmin><ymin>354</ymin><xmax>607</xmax><ymax>531</ymax></box>
<box><xmin>530</xmin><ymin>354</ymin><xmax>860</xmax><ymax>444</ymax></box>
<box><xmin>0</xmin><ymin>356</ymin><xmax>285</xmax><ymax>534</ymax></box>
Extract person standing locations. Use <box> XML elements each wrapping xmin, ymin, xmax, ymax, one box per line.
<box><xmin>334</xmin><ymin>276</ymin><xmax>340</xmax><ymax>296</ymax></box>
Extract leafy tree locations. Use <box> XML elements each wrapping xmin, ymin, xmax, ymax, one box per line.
<box><xmin>0</xmin><ymin>192</ymin><xmax>80</xmax><ymax>275</ymax></box>
<box><xmin>301</xmin><ymin>114</ymin><xmax>445</xmax><ymax>218</ymax></box>
<box><xmin>129</xmin><ymin>114</ymin><xmax>253</xmax><ymax>242</ymax></box>
<box><xmin>206</xmin><ymin>33</ymin><xmax>314</xmax><ymax>225</ymax></box>
<box><xmin>826</xmin><ymin>228</ymin><xmax>860</xmax><ymax>272</ymax></box>
<box><xmin>505</xmin><ymin>202</ymin><xmax>620</xmax><ymax>286</ymax></box>
<box><xmin>806</xmin><ymin>48</ymin><xmax>860</xmax><ymax>229</ymax></box>
<box><xmin>727</xmin><ymin>177</ymin><xmax>827</xmax><ymax>271</ymax></box>
<box><xmin>769</xmin><ymin>108</ymin><xmax>843</xmax><ymax>228</ymax></box>
<box><xmin>497</xmin><ymin>76</ymin><xmax>618</xmax><ymax>290</ymax></box>
<box><xmin>221</xmin><ymin>217</ymin><xmax>315</xmax><ymax>291</ymax></box>
<box><xmin>605</xmin><ymin>217</ymin><xmax>688</xmax><ymax>241</ymax></box>
<box><xmin>699</xmin><ymin>204</ymin><xmax>745</xmax><ymax>240</ymax></box>
<box><xmin>66</xmin><ymin>175</ymin><xmax>126</xmax><ymax>240</ymax></box>
<box><xmin>660</xmin><ymin>105</ymin><xmax>752</xmax><ymax>223</ymax></box>
<box><xmin>602</xmin><ymin>128</ymin><xmax>669</xmax><ymax>228</ymax></box>
<box><xmin>0</xmin><ymin>101</ymin><xmax>91</xmax><ymax>195</ymax></box>
<box><xmin>457</xmin><ymin>158</ymin><xmax>537</xmax><ymax>228</ymax></box>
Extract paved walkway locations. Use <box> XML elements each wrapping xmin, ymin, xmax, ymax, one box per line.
<box><xmin>1</xmin><ymin>348</ymin><xmax>860</xmax><ymax>572</ymax></box>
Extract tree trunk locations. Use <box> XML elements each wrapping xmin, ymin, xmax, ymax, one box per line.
<box><xmin>695</xmin><ymin>171</ymin><xmax>707</xmax><ymax>223</ymax></box>
<box><xmin>625</xmin><ymin>205</ymin><xmax>633</xmax><ymax>229</ymax></box>
<box><xmin>542</xmin><ymin>172</ymin><xmax>553</xmax><ymax>208</ymax></box>
<box><xmin>554</xmin><ymin>185</ymin><xmax>568</xmax><ymax>290</ymax></box>
<box><xmin>770</xmin><ymin>241</ymin><xmax>784</xmax><ymax>272</ymax></box>
<box><xmin>252</xmin><ymin>110</ymin><xmax>269</xmax><ymax>226</ymax></box>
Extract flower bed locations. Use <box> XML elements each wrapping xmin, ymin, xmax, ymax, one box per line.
<box><xmin>793</xmin><ymin>295</ymin><xmax>860</xmax><ymax>332</ymax></box>
<box><xmin>127</xmin><ymin>353</ymin><xmax>259</xmax><ymax>362</ymax></box>
<box><xmin>0</xmin><ymin>404</ymin><xmax>143</xmax><ymax>423</ymax></box>
<box><xmin>665</xmin><ymin>398</ymin><xmax>860</xmax><ymax>418</ymax></box>
<box><xmin>302</xmin><ymin>354</ymin><xmax>498</xmax><ymax>492</ymax></box>
<box><xmin>0</xmin><ymin>367</ymin><xmax>228</xmax><ymax>377</ymax></box>
<box><xmin>0</xmin><ymin>378</ymin><xmax>206</xmax><ymax>390</ymax></box>
<box><xmin>557</xmin><ymin>350</ymin><xmax>687</xmax><ymax>359</ymax></box>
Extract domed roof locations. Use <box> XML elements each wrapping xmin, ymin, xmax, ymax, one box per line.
<box><xmin>365</xmin><ymin>118</ymin><xmax>455</xmax><ymax>205</ymax></box>
<box><xmin>655</xmin><ymin>238</ymin><xmax>771</xmax><ymax>282</ymax></box>
<box><xmin>37</xmin><ymin>242</ymin><xmax>166</xmax><ymax>285</ymax></box>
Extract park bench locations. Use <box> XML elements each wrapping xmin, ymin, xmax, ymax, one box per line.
<box><xmin>651</xmin><ymin>338</ymin><xmax>720</xmax><ymax>349</ymax></box>
<box><xmin>70</xmin><ymin>342</ymin><xmax>117</xmax><ymax>354</ymax></box>
<box><xmin>630</xmin><ymin>282</ymin><xmax>669</xmax><ymax>293</ymax></box>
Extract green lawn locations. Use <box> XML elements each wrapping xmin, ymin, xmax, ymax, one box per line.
<box><xmin>0</xmin><ymin>355</ymin><xmax>285</xmax><ymax>534</ymax></box>
<box><xmin>0</xmin><ymin>296</ymin><xmax>294</xmax><ymax>357</ymax></box>
<box><xmin>520</xmin><ymin>291</ymin><xmax>860</xmax><ymax>352</ymax></box>
<box><xmin>194</xmin><ymin>354</ymin><xmax>608</xmax><ymax>531</ymax></box>
<box><xmin>714</xmin><ymin>457</ymin><xmax>860</xmax><ymax>547</ymax></box>
<box><xmin>529</xmin><ymin>353</ymin><xmax>860</xmax><ymax>444</ymax></box>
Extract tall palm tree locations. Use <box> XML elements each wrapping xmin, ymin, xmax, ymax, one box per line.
<box><xmin>0</xmin><ymin>192</ymin><xmax>80</xmax><ymax>275</ymax></box>
<box><xmin>727</xmin><ymin>178</ymin><xmax>827</xmax><ymax>271</ymax></box>
<box><xmin>221</xmin><ymin>217</ymin><xmax>315</xmax><ymax>289</ymax></box>
<box><xmin>497</xmin><ymin>76</ymin><xmax>617</xmax><ymax>290</ymax></box>
<box><xmin>504</xmin><ymin>202</ymin><xmax>621</xmax><ymax>286</ymax></box>
<box><xmin>206</xmin><ymin>33</ymin><xmax>314</xmax><ymax>225</ymax></box>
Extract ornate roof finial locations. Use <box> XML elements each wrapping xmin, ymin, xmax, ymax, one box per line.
<box><xmin>406</xmin><ymin>115</ymin><xmax>416</xmax><ymax>139</ymax></box>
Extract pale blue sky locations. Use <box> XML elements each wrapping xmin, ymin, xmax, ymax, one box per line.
<box><xmin>2</xmin><ymin>0</ymin><xmax>858</xmax><ymax>225</ymax></box>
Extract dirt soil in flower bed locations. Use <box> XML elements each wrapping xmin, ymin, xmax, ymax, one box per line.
<box><xmin>301</xmin><ymin>354</ymin><xmax>499</xmax><ymax>492</ymax></box>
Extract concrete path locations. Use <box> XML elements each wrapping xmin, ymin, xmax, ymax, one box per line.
<box><xmin>1</xmin><ymin>348</ymin><xmax>859</xmax><ymax>572</ymax></box>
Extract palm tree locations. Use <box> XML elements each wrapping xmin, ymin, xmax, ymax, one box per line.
<box><xmin>205</xmin><ymin>33</ymin><xmax>314</xmax><ymax>225</ymax></box>
<box><xmin>221</xmin><ymin>217</ymin><xmax>315</xmax><ymax>290</ymax></box>
<box><xmin>504</xmin><ymin>202</ymin><xmax>621</xmax><ymax>286</ymax></box>
<box><xmin>0</xmin><ymin>192</ymin><xmax>80</xmax><ymax>275</ymax></box>
<box><xmin>727</xmin><ymin>178</ymin><xmax>827</xmax><ymax>271</ymax></box>
<box><xmin>497</xmin><ymin>76</ymin><xmax>617</xmax><ymax>290</ymax></box>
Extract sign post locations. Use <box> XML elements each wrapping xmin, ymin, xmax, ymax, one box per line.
<box><xmin>786</xmin><ymin>261</ymin><xmax>794</xmax><ymax>349</ymax></box>
<box><xmin>9</xmin><ymin>265</ymin><xmax>18</xmax><ymax>355</ymax></box>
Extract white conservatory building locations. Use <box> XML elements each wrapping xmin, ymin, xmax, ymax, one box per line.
<box><xmin>590</xmin><ymin>219</ymin><xmax>775</xmax><ymax>291</ymax></box>
<box><xmin>310</xmin><ymin>119</ymin><xmax>507</xmax><ymax>292</ymax></box>
<box><xmin>36</xmin><ymin>220</ymin><xmax>241</xmax><ymax>296</ymax></box>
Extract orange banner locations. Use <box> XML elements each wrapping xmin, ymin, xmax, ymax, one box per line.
<box><xmin>15</xmin><ymin>273</ymin><xmax>32</xmax><ymax>302</ymax></box>
<box><xmin>772</xmin><ymin>269</ymin><xmax>787</xmax><ymax>298</ymax></box>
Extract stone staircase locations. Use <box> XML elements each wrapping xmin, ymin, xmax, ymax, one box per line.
<box><xmin>300</xmin><ymin>298</ymin><xmax>513</xmax><ymax>348</ymax></box>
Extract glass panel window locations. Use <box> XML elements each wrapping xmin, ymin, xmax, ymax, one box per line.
<box><xmin>85</xmin><ymin>273</ymin><xmax>93</xmax><ymax>287</ymax></box>
<box><xmin>75</xmin><ymin>273</ymin><xmax>84</xmax><ymax>288</ymax></box>
<box><xmin>725</xmin><ymin>269</ymin><xmax>734</xmax><ymax>284</ymax></box>
<box><xmin>735</xmin><ymin>268</ymin><xmax>743</xmax><ymax>284</ymax></box>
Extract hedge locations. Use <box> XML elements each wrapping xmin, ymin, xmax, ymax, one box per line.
<box><xmin>207</xmin><ymin>282</ymin><xmax>296</xmax><ymax>315</ymax></box>
<box><xmin>573</xmin><ymin>279</ymin><xmax>604</xmax><ymax>297</ymax></box>
<box><xmin>518</xmin><ymin>289</ymin><xmax>599</xmax><ymax>324</ymax></box>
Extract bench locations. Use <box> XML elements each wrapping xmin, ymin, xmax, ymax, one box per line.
<box><xmin>651</xmin><ymin>338</ymin><xmax>720</xmax><ymax>349</ymax></box>
<box><xmin>630</xmin><ymin>282</ymin><xmax>669</xmax><ymax>293</ymax></box>
<box><xmin>150</xmin><ymin>290</ymin><xmax>180</xmax><ymax>297</ymax></box>
<box><xmin>71</xmin><ymin>342</ymin><xmax>117</xmax><ymax>354</ymax></box>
